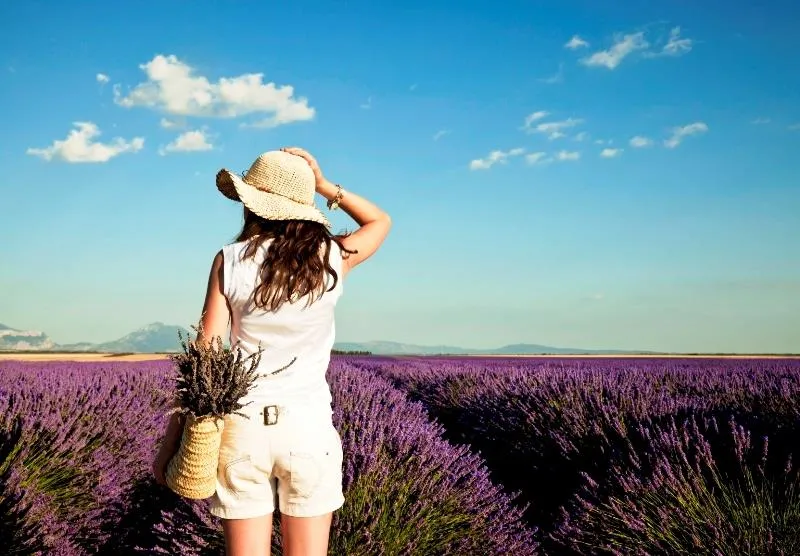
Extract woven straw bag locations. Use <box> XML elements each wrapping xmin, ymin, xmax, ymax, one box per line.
<box><xmin>165</xmin><ymin>413</ymin><xmax>225</xmax><ymax>499</ymax></box>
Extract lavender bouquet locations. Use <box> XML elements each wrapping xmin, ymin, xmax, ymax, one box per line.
<box><xmin>164</xmin><ymin>325</ymin><xmax>262</xmax><ymax>500</ymax></box>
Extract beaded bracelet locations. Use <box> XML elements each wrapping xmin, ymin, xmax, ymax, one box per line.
<box><xmin>327</xmin><ymin>184</ymin><xmax>344</xmax><ymax>210</ymax></box>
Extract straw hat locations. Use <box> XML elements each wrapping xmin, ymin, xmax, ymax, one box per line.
<box><xmin>216</xmin><ymin>150</ymin><xmax>330</xmax><ymax>228</ymax></box>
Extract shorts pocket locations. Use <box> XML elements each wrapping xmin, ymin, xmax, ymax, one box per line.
<box><xmin>288</xmin><ymin>426</ymin><xmax>341</xmax><ymax>499</ymax></box>
<box><xmin>222</xmin><ymin>455</ymin><xmax>259</xmax><ymax>495</ymax></box>
<box><xmin>288</xmin><ymin>452</ymin><xmax>324</xmax><ymax>498</ymax></box>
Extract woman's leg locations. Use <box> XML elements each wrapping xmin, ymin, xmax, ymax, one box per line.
<box><xmin>222</xmin><ymin>514</ymin><xmax>273</xmax><ymax>556</ymax></box>
<box><xmin>280</xmin><ymin>512</ymin><xmax>333</xmax><ymax>556</ymax></box>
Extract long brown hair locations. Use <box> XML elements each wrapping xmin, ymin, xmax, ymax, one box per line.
<box><xmin>235</xmin><ymin>208</ymin><xmax>356</xmax><ymax>311</ymax></box>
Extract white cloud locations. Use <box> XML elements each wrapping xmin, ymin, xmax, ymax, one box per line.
<box><xmin>556</xmin><ymin>150</ymin><xmax>580</xmax><ymax>162</ymax></box>
<box><xmin>787</xmin><ymin>123</ymin><xmax>800</xmax><ymax>131</ymax></box>
<box><xmin>594</xmin><ymin>139</ymin><xmax>607</xmax><ymax>145</ymax></box>
<box><xmin>523</xmin><ymin>110</ymin><xmax>549</xmax><ymax>130</ymax></box>
<box><xmin>629</xmin><ymin>135</ymin><xmax>653</xmax><ymax>148</ymax></box>
<box><xmin>600</xmin><ymin>148</ymin><xmax>623</xmax><ymax>158</ymax></box>
<box><xmin>433</xmin><ymin>129</ymin><xmax>450</xmax><ymax>141</ymax></box>
<box><xmin>159</xmin><ymin>130</ymin><xmax>213</xmax><ymax>155</ymax></box>
<box><xmin>526</xmin><ymin>116</ymin><xmax>585</xmax><ymax>140</ymax></box>
<box><xmin>664</xmin><ymin>121</ymin><xmax>708</xmax><ymax>148</ymax></box>
<box><xmin>574</xmin><ymin>131</ymin><xmax>590</xmax><ymax>142</ymax></box>
<box><xmin>160</xmin><ymin>117</ymin><xmax>185</xmax><ymax>129</ymax></box>
<box><xmin>113</xmin><ymin>54</ymin><xmax>315</xmax><ymax>128</ymax></box>
<box><xmin>565</xmin><ymin>35</ymin><xmax>590</xmax><ymax>50</ymax></box>
<box><xmin>96</xmin><ymin>73</ymin><xmax>109</xmax><ymax>84</ymax></box>
<box><xmin>360</xmin><ymin>96</ymin><xmax>373</xmax><ymax>110</ymax></box>
<box><xmin>525</xmin><ymin>152</ymin><xmax>550</xmax><ymax>165</ymax></box>
<box><xmin>26</xmin><ymin>122</ymin><xmax>144</xmax><ymax>163</ymax></box>
<box><xmin>548</xmin><ymin>131</ymin><xmax>567</xmax><ymax>140</ymax></box>
<box><xmin>659</xmin><ymin>27</ymin><xmax>693</xmax><ymax>57</ymax></box>
<box><xmin>469</xmin><ymin>148</ymin><xmax>524</xmax><ymax>170</ymax></box>
<box><xmin>751</xmin><ymin>117</ymin><xmax>771</xmax><ymax>125</ymax></box>
<box><xmin>580</xmin><ymin>32</ymin><xmax>649</xmax><ymax>69</ymax></box>
<box><xmin>539</xmin><ymin>64</ymin><xmax>564</xmax><ymax>84</ymax></box>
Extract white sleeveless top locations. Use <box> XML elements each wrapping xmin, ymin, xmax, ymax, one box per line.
<box><xmin>221</xmin><ymin>238</ymin><xmax>344</xmax><ymax>408</ymax></box>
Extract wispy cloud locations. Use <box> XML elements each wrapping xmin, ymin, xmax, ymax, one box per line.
<box><xmin>524</xmin><ymin>112</ymin><xmax>584</xmax><ymax>140</ymax></box>
<box><xmin>644</xmin><ymin>27</ymin><xmax>693</xmax><ymax>58</ymax></box>
<box><xmin>113</xmin><ymin>54</ymin><xmax>315</xmax><ymax>128</ymax></box>
<box><xmin>788</xmin><ymin>123</ymin><xmax>800</xmax><ymax>131</ymax></box>
<box><xmin>469</xmin><ymin>148</ymin><xmax>525</xmax><ymax>170</ymax></box>
<box><xmin>26</xmin><ymin>122</ymin><xmax>144</xmax><ymax>163</ymax></box>
<box><xmin>751</xmin><ymin>117</ymin><xmax>771</xmax><ymax>125</ymax></box>
<box><xmin>556</xmin><ymin>150</ymin><xmax>580</xmax><ymax>162</ymax></box>
<box><xmin>580</xmin><ymin>32</ymin><xmax>649</xmax><ymax>69</ymax></box>
<box><xmin>409</xmin><ymin>83</ymin><xmax>418</xmax><ymax>91</ymax></box>
<box><xmin>525</xmin><ymin>152</ymin><xmax>550</xmax><ymax>166</ymax></box>
<box><xmin>360</xmin><ymin>96</ymin><xmax>373</xmax><ymax>109</ymax></box>
<box><xmin>600</xmin><ymin>148</ymin><xmax>623</xmax><ymax>158</ymax></box>
<box><xmin>663</xmin><ymin>27</ymin><xmax>693</xmax><ymax>56</ymax></box>
<box><xmin>433</xmin><ymin>129</ymin><xmax>450</xmax><ymax>141</ymax></box>
<box><xmin>96</xmin><ymin>73</ymin><xmax>110</xmax><ymax>84</ymax></box>
<box><xmin>565</xmin><ymin>35</ymin><xmax>590</xmax><ymax>50</ymax></box>
<box><xmin>539</xmin><ymin>63</ymin><xmax>564</xmax><ymax>84</ymax></box>
<box><xmin>629</xmin><ymin>135</ymin><xmax>653</xmax><ymax>148</ymax></box>
<box><xmin>574</xmin><ymin>131</ymin><xmax>590</xmax><ymax>142</ymax></box>
<box><xmin>159</xmin><ymin>129</ymin><xmax>213</xmax><ymax>155</ymax></box>
<box><xmin>537</xmin><ymin>118</ymin><xmax>584</xmax><ymax>140</ymax></box>
<box><xmin>664</xmin><ymin>121</ymin><xmax>708</xmax><ymax>148</ymax></box>
<box><xmin>160</xmin><ymin>117</ymin><xmax>185</xmax><ymax>129</ymax></box>
<box><xmin>523</xmin><ymin>110</ymin><xmax>549</xmax><ymax>129</ymax></box>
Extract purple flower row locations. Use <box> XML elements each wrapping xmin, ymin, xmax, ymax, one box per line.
<box><xmin>0</xmin><ymin>358</ymin><xmax>538</xmax><ymax>554</ymax></box>
<box><xmin>365</xmin><ymin>356</ymin><xmax>800</xmax><ymax>554</ymax></box>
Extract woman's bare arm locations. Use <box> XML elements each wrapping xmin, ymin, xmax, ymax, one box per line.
<box><xmin>316</xmin><ymin>179</ymin><xmax>391</xmax><ymax>274</ymax></box>
<box><xmin>197</xmin><ymin>250</ymin><xmax>231</xmax><ymax>345</ymax></box>
<box><xmin>281</xmin><ymin>146</ymin><xmax>391</xmax><ymax>275</ymax></box>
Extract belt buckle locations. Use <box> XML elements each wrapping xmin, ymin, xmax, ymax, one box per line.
<box><xmin>263</xmin><ymin>405</ymin><xmax>280</xmax><ymax>426</ymax></box>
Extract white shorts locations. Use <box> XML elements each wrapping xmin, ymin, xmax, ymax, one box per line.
<box><xmin>208</xmin><ymin>401</ymin><xmax>345</xmax><ymax>519</ymax></box>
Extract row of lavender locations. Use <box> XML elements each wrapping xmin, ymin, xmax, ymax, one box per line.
<box><xmin>365</xmin><ymin>356</ymin><xmax>800</xmax><ymax>555</ymax></box>
<box><xmin>0</xmin><ymin>359</ymin><xmax>536</xmax><ymax>555</ymax></box>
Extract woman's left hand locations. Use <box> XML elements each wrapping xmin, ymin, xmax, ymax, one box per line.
<box><xmin>152</xmin><ymin>438</ymin><xmax>176</xmax><ymax>486</ymax></box>
<box><xmin>281</xmin><ymin>147</ymin><xmax>327</xmax><ymax>192</ymax></box>
<box><xmin>152</xmin><ymin>412</ymin><xmax>184</xmax><ymax>486</ymax></box>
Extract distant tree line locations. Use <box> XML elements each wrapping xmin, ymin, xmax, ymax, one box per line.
<box><xmin>331</xmin><ymin>349</ymin><xmax>373</xmax><ymax>355</ymax></box>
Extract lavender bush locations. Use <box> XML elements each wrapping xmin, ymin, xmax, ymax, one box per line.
<box><xmin>557</xmin><ymin>414</ymin><xmax>800</xmax><ymax>555</ymax></box>
<box><xmin>1</xmin><ymin>356</ymin><xmax>798</xmax><ymax>554</ymax></box>
<box><xmin>0</xmin><ymin>360</ymin><xmax>169</xmax><ymax>554</ymax></box>
<box><xmin>141</xmin><ymin>360</ymin><xmax>539</xmax><ymax>555</ymax></box>
<box><xmin>369</xmin><ymin>356</ymin><xmax>800</xmax><ymax>553</ymax></box>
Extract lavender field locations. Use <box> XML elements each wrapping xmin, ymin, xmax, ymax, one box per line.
<box><xmin>1</xmin><ymin>356</ymin><xmax>799</xmax><ymax>555</ymax></box>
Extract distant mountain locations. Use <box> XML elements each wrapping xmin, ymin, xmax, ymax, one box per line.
<box><xmin>0</xmin><ymin>323</ymin><xmax>655</xmax><ymax>355</ymax></box>
<box><xmin>0</xmin><ymin>322</ymin><xmax>190</xmax><ymax>353</ymax></box>
<box><xmin>93</xmin><ymin>322</ymin><xmax>191</xmax><ymax>353</ymax></box>
<box><xmin>332</xmin><ymin>340</ymin><xmax>657</xmax><ymax>356</ymax></box>
<box><xmin>0</xmin><ymin>324</ymin><xmax>57</xmax><ymax>351</ymax></box>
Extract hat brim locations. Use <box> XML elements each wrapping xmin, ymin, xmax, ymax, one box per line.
<box><xmin>216</xmin><ymin>169</ymin><xmax>330</xmax><ymax>229</ymax></box>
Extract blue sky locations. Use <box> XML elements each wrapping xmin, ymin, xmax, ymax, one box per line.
<box><xmin>1</xmin><ymin>0</ymin><xmax>799</xmax><ymax>353</ymax></box>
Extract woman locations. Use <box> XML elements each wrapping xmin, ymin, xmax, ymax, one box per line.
<box><xmin>152</xmin><ymin>146</ymin><xmax>391</xmax><ymax>555</ymax></box>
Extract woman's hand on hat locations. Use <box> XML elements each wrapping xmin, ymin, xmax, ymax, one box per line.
<box><xmin>281</xmin><ymin>147</ymin><xmax>326</xmax><ymax>192</ymax></box>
